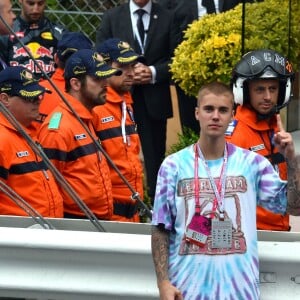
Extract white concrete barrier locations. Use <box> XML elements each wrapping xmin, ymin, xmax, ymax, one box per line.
<box><xmin>0</xmin><ymin>226</ymin><xmax>158</xmax><ymax>300</ymax></box>
<box><xmin>0</xmin><ymin>217</ymin><xmax>299</xmax><ymax>299</ymax></box>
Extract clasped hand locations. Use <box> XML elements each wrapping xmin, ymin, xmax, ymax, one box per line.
<box><xmin>133</xmin><ymin>62</ymin><xmax>152</xmax><ymax>85</ymax></box>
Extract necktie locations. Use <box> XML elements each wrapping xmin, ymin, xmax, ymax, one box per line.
<box><xmin>136</xmin><ymin>9</ymin><xmax>146</xmax><ymax>44</ymax></box>
<box><xmin>202</xmin><ymin>0</ymin><xmax>216</xmax><ymax>14</ymax></box>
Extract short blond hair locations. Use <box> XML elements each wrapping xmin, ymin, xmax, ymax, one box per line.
<box><xmin>197</xmin><ymin>81</ymin><xmax>234</xmax><ymax>107</ymax></box>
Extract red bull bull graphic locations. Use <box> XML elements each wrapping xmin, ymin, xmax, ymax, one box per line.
<box><xmin>12</xmin><ymin>42</ymin><xmax>55</xmax><ymax>75</ymax></box>
<box><xmin>13</xmin><ymin>46</ymin><xmax>29</xmax><ymax>58</ymax></box>
<box><xmin>36</xmin><ymin>46</ymin><xmax>53</xmax><ymax>58</ymax></box>
<box><xmin>13</xmin><ymin>42</ymin><xmax>54</xmax><ymax>60</ymax></box>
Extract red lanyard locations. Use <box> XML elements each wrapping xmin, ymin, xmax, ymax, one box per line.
<box><xmin>194</xmin><ymin>143</ymin><xmax>228</xmax><ymax>219</ymax></box>
<box><xmin>194</xmin><ymin>144</ymin><xmax>201</xmax><ymax>214</ymax></box>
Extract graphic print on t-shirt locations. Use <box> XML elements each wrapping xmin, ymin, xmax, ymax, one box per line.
<box><xmin>178</xmin><ymin>176</ymin><xmax>247</xmax><ymax>255</ymax></box>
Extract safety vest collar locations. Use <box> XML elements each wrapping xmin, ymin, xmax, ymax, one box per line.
<box><xmin>235</xmin><ymin>105</ymin><xmax>277</xmax><ymax>131</ymax></box>
<box><xmin>106</xmin><ymin>87</ymin><xmax>133</xmax><ymax>105</ymax></box>
<box><xmin>61</xmin><ymin>93</ymin><xmax>94</xmax><ymax>121</ymax></box>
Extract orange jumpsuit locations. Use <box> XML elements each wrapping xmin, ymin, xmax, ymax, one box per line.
<box><xmin>39</xmin><ymin>68</ymin><xmax>65</xmax><ymax>119</ymax></box>
<box><xmin>38</xmin><ymin>92</ymin><xmax>113</xmax><ymax>219</ymax></box>
<box><xmin>0</xmin><ymin>113</ymin><xmax>63</xmax><ymax>217</ymax></box>
<box><xmin>31</xmin><ymin>68</ymin><xmax>65</xmax><ymax>134</ymax></box>
<box><xmin>93</xmin><ymin>87</ymin><xmax>143</xmax><ymax>222</ymax></box>
<box><xmin>225</xmin><ymin>105</ymin><xmax>289</xmax><ymax>231</ymax></box>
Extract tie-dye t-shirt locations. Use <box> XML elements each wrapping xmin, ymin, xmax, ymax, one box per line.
<box><xmin>152</xmin><ymin>142</ymin><xmax>287</xmax><ymax>300</ymax></box>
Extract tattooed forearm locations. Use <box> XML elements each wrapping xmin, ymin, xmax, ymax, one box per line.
<box><xmin>286</xmin><ymin>155</ymin><xmax>300</xmax><ymax>215</ymax></box>
<box><xmin>151</xmin><ymin>225</ymin><xmax>170</xmax><ymax>283</ymax></box>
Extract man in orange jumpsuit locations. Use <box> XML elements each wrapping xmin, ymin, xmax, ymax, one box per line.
<box><xmin>0</xmin><ymin>66</ymin><xmax>63</xmax><ymax>217</ymax></box>
<box><xmin>94</xmin><ymin>38</ymin><xmax>144</xmax><ymax>222</ymax></box>
<box><xmin>33</xmin><ymin>31</ymin><xmax>93</xmax><ymax>131</ymax></box>
<box><xmin>226</xmin><ymin>49</ymin><xmax>295</xmax><ymax>231</ymax></box>
<box><xmin>38</xmin><ymin>49</ymin><xmax>121</xmax><ymax>219</ymax></box>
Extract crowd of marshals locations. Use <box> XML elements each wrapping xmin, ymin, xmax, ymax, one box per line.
<box><xmin>0</xmin><ymin>32</ymin><xmax>147</xmax><ymax>222</ymax></box>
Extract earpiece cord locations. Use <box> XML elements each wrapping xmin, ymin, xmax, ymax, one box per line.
<box><xmin>241</xmin><ymin>0</ymin><xmax>246</xmax><ymax>56</ymax></box>
<box><xmin>287</xmin><ymin>0</ymin><xmax>291</xmax><ymax>60</ymax></box>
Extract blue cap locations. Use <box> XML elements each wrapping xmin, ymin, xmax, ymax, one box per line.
<box><xmin>57</xmin><ymin>32</ymin><xmax>93</xmax><ymax>62</ymax></box>
<box><xmin>0</xmin><ymin>66</ymin><xmax>50</xmax><ymax>99</ymax></box>
<box><xmin>97</xmin><ymin>38</ymin><xmax>144</xmax><ymax>64</ymax></box>
<box><xmin>64</xmin><ymin>49</ymin><xmax>122</xmax><ymax>80</ymax></box>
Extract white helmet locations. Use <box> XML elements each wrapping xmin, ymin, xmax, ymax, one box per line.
<box><xmin>232</xmin><ymin>49</ymin><xmax>294</xmax><ymax>111</ymax></box>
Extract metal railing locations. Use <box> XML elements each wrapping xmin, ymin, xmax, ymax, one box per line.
<box><xmin>0</xmin><ymin>217</ymin><xmax>300</xmax><ymax>299</ymax></box>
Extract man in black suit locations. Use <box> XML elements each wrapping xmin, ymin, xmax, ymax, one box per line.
<box><xmin>96</xmin><ymin>0</ymin><xmax>178</xmax><ymax>204</ymax></box>
<box><xmin>159</xmin><ymin>0</ymin><xmax>256</xmax><ymax>134</ymax></box>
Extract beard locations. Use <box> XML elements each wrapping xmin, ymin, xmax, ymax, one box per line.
<box><xmin>80</xmin><ymin>84</ymin><xmax>107</xmax><ymax>108</ymax></box>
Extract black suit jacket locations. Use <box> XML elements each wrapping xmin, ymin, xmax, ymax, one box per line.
<box><xmin>96</xmin><ymin>2</ymin><xmax>178</xmax><ymax>120</ymax></box>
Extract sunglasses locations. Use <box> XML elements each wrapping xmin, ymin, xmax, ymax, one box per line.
<box><xmin>9</xmin><ymin>94</ymin><xmax>42</xmax><ymax>103</ymax></box>
<box><xmin>21</xmin><ymin>96</ymin><xmax>42</xmax><ymax>103</ymax></box>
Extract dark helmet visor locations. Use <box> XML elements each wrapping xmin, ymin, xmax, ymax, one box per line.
<box><xmin>233</xmin><ymin>49</ymin><xmax>294</xmax><ymax>79</ymax></box>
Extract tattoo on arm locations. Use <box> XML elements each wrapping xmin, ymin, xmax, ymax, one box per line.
<box><xmin>151</xmin><ymin>225</ymin><xmax>170</xmax><ymax>283</ymax></box>
<box><xmin>286</xmin><ymin>155</ymin><xmax>300</xmax><ymax>215</ymax></box>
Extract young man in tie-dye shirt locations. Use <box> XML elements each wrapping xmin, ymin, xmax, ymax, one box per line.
<box><xmin>151</xmin><ymin>82</ymin><xmax>300</xmax><ymax>300</ymax></box>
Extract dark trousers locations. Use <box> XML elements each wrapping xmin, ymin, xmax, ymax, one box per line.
<box><xmin>175</xmin><ymin>84</ymin><xmax>200</xmax><ymax>134</ymax></box>
<box><xmin>133</xmin><ymin>94</ymin><xmax>167</xmax><ymax>203</ymax></box>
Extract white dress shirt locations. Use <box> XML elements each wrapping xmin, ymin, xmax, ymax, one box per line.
<box><xmin>197</xmin><ymin>0</ymin><xmax>220</xmax><ymax>18</ymax></box>
<box><xmin>129</xmin><ymin>0</ymin><xmax>156</xmax><ymax>84</ymax></box>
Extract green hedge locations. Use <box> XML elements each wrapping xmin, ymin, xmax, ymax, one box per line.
<box><xmin>171</xmin><ymin>0</ymin><xmax>300</xmax><ymax>96</ymax></box>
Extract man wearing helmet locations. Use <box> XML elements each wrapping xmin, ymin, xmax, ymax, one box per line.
<box><xmin>226</xmin><ymin>49</ymin><xmax>295</xmax><ymax>231</ymax></box>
